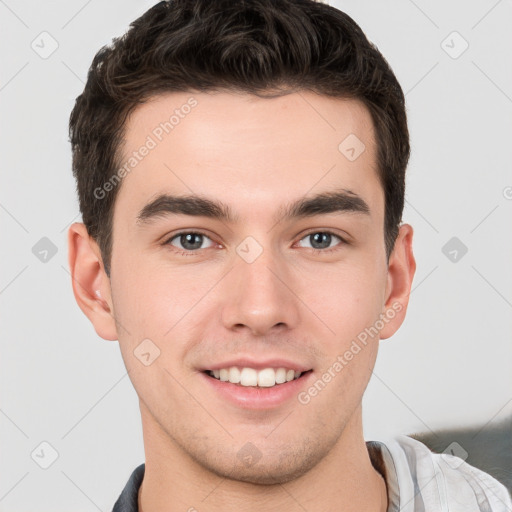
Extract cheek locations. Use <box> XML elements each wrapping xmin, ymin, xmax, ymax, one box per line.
<box><xmin>299</xmin><ymin>270</ymin><xmax>383</xmax><ymax>412</ymax></box>
<box><xmin>111</xmin><ymin>246</ymin><xmax>203</xmax><ymax>332</ymax></box>
<box><xmin>298</xmin><ymin>260</ymin><xmax>386</xmax><ymax>341</ymax></box>
<box><xmin>110</xmin><ymin>262</ymin><xmax>197</xmax><ymax>410</ymax></box>
<box><xmin>295</xmin><ymin>262</ymin><xmax>386</xmax><ymax>402</ymax></box>
<box><xmin>110</xmin><ymin>256</ymin><xmax>218</xmax><ymax>376</ymax></box>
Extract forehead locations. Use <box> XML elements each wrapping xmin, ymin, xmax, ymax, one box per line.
<box><xmin>113</xmin><ymin>90</ymin><xmax>382</xmax><ymax>225</ymax></box>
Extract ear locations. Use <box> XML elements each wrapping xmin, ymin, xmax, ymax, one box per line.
<box><xmin>67</xmin><ymin>222</ymin><xmax>118</xmax><ymax>341</ymax></box>
<box><xmin>379</xmin><ymin>223</ymin><xmax>416</xmax><ymax>340</ymax></box>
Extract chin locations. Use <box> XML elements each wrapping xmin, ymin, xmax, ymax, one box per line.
<box><xmin>196</xmin><ymin>445</ymin><xmax>326</xmax><ymax>486</ymax></box>
<box><xmin>219</xmin><ymin>462</ymin><xmax>312</xmax><ymax>486</ymax></box>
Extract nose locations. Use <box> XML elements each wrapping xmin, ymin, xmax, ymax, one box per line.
<box><xmin>220</xmin><ymin>244</ymin><xmax>300</xmax><ymax>336</ymax></box>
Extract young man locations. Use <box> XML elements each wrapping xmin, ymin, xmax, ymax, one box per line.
<box><xmin>66</xmin><ymin>0</ymin><xmax>512</xmax><ymax>510</ymax></box>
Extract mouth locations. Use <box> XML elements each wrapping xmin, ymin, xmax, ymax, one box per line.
<box><xmin>199</xmin><ymin>360</ymin><xmax>315</xmax><ymax>409</ymax></box>
<box><xmin>203</xmin><ymin>367</ymin><xmax>313</xmax><ymax>388</ymax></box>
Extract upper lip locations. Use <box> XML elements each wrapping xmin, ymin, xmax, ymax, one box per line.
<box><xmin>199</xmin><ymin>358</ymin><xmax>313</xmax><ymax>373</ymax></box>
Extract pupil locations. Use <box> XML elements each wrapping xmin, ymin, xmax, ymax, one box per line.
<box><xmin>311</xmin><ymin>232</ymin><xmax>331</xmax><ymax>249</ymax></box>
<box><xmin>181</xmin><ymin>233</ymin><xmax>203</xmax><ymax>250</ymax></box>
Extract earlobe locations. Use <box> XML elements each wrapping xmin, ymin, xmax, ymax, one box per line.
<box><xmin>67</xmin><ymin>222</ymin><xmax>118</xmax><ymax>341</ymax></box>
<box><xmin>380</xmin><ymin>223</ymin><xmax>416</xmax><ymax>340</ymax></box>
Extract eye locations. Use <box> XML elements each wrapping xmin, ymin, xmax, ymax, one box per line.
<box><xmin>164</xmin><ymin>231</ymin><xmax>216</xmax><ymax>254</ymax></box>
<box><xmin>296</xmin><ymin>231</ymin><xmax>346</xmax><ymax>253</ymax></box>
<box><xmin>163</xmin><ymin>229</ymin><xmax>347</xmax><ymax>256</ymax></box>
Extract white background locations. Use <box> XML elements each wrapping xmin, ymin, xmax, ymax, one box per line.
<box><xmin>1</xmin><ymin>0</ymin><xmax>511</xmax><ymax>510</ymax></box>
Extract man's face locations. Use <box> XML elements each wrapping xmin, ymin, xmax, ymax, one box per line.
<box><xmin>106</xmin><ymin>90</ymin><xmax>399</xmax><ymax>483</ymax></box>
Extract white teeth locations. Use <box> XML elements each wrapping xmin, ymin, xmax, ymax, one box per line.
<box><xmin>228</xmin><ymin>366</ymin><xmax>241</xmax><ymax>383</ymax></box>
<box><xmin>275</xmin><ymin>368</ymin><xmax>287</xmax><ymax>384</ymax></box>
<box><xmin>240</xmin><ymin>367</ymin><xmax>258</xmax><ymax>386</ymax></box>
<box><xmin>208</xmin><ymin>366</ymin><xmax>306</xmax><ymax>387</ymax></box>
<box><xmin>257</xmin><ymin>368</ymin><xmax>275</xmax><ymax>387</ymax></box>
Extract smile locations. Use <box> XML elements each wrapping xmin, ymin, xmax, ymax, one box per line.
<box><xmin>205</xmin><ymin>366</ymin><xmax>310</xmax><ymax>388</ymax></box>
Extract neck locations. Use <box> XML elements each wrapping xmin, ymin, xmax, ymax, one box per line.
<box><xmin>138</xmin><ymin>402</ymin><xmax>388</xmax><ymax>512</ymax></box>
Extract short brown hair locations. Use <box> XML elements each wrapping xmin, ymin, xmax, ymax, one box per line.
<box><xmin>69</xmin><ymin>0</ymin><xmax>410</xmax><ymax>277</ymax></box>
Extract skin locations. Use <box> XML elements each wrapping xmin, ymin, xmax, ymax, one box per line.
<box><xmin>68</xmin><ymin>90</ymin><xmax>416</xmax><ymax>511</ymax></box>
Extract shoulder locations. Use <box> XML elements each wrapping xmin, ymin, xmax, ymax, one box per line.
<box><xmin>112</xmin><ymin>463</ymin><xmax>145</xmax><ymax>512</ymax></box>
<box><xmin>371</xmin><ymin>435</ymin><xmax>512</xmax><ymax>512</ymax></box>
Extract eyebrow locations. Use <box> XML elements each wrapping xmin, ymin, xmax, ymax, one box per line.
<box><xmin>136</xmin><ymin>189</ymin><xmax>370</xmax><ymax>226</ymax></box>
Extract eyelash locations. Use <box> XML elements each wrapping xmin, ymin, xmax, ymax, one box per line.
<box><xmin>162</xmin><ymin>229</ymin><xmax>348</xmax><ymax>256</ymax></box>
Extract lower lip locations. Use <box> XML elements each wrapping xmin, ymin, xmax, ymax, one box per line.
<box><xmin>200</xmin><ymin>370</ymin><xmax>314</xmax><ymax>410</ymax></box>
